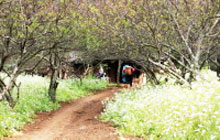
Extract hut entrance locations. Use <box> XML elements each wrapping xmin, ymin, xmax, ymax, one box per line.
<box><xmin>100</xmin><ymin>60</ymin><xmax>143</xmax><ymax>85</ymax></box>
<box><xmin>70</xmin><ymin>59</ymin><xmax>146</xmax><ymax>86</ymax></box>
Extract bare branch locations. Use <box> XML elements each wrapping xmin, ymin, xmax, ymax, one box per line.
<box><xmin>148</xmin><ymin>58</ymin><xmax>189</xmax><ymax>85</ymax></box>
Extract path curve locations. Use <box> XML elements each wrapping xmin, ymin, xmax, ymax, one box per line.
<box><xmin>7</xmin><ymin>87</ymin><xmax>121</xmax><ymax>140</ymax></box>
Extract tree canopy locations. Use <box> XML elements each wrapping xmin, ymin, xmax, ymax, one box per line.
<box><xmin>0</xmin><ymin>0</ymin><xmax>219</xmax><ymax>105</ymax></box>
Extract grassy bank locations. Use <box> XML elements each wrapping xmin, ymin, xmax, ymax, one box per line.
<box><xmin>0</xmin><ymin>74</ymin><xmax>108</xmax><ymax>137</ymax></box>
<box><xmin>101</xmin><ymin>70</ymin><xmax>220</xmax><ymax>139</ymax></box>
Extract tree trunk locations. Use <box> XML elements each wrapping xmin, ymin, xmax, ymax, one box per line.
<box><xmin>0</xmin><ymin>66</ymin><xmax>19</xmax><ymax>107</ymax></box>
<box><xmin>64</xmin><ymin>64</ymin><xmax>69</xmax><ymax>79</ymax></box>
<box><xmin>48</xmin><ymin>67</ymin><xmax>58</xmax><ymax>103</ymax></box>
<box><xmin>48</xmin><ymin>50</ymin><xmax>59</xmax><ymax>103</ymax></box>
<box><xmin>59</xmin><ymin>67</ymin><xmax>63</xmax><ymax>79</ymax></box>
<box><xmin>116</xmin><ymin>60</ymin><xmax>122</xmax><ymax>84</ymax></box>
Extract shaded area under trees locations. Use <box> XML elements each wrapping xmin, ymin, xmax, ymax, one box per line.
<box><xmin>0</xmin><ymin>0</ymin><xmax>219</xmax><ymax>106</ymax></box>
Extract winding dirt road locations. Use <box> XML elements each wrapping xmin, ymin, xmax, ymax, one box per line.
<box><xmin>7</xmin><ymin>87</ymin><xmax>121</xmax><ymax>140</ymax></box>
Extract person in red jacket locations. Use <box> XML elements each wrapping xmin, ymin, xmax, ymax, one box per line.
<box><xmin>122</xmin><ymin>65</ymin><xmax>135</xmax><ymax>86</ymax></box>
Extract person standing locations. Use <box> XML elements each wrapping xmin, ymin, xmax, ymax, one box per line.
<box><xmin>121</xmin><ymin>65</ymin><xmax>135</xmax><ymax>86</ymax></box>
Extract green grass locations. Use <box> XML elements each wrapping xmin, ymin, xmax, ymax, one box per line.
<box><xmin>0</xmin><ymin>74</ymin><xmax>108</xmax><ymax>138</ymax></box>
<box><xmin>56</xmin><ymin>76</ymin><xmax>109</xmax><ymax>102</ymax></box>
<box><xmin>100</xmin><ymin>70</ymin><xmax>220</xmax><ymax>139</ymax></box>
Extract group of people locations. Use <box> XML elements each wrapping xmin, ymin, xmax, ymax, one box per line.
<box><xmin>95</xmin><ymin>66</ymin><xmax>109</xmax><ymax>80</ymax></box>
<box><xmin>96</xmin><ymin>64</ymin><xmax>135</xmax><ymax>87</ymax></box>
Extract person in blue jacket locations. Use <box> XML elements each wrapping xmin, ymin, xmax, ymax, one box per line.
<box><xmin>121</xmin><ymin>65</ymin><xmax>135</xmax><ymax>86</ymax></box>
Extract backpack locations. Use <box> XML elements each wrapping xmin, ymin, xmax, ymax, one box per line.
<box><xmin>124</xmin><ymin>67</ymin><xmax>132</xmax><ymax>75</ymax></box>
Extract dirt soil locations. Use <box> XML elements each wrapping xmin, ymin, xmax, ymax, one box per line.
<box><xmin>7</xmin><ymin>87</ymin><xmax>122</xmax><ymax>140</ymax></box>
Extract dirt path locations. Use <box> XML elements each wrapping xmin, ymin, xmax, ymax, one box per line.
<box><xmin>7</xmin><ymin>87</ymin><xmax>121</xmax><ymax>140</ymax></box>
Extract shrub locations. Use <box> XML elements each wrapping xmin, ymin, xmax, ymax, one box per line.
<box><xmin>101</xmin><ymin>70</ymin><xmax>220</xmax><ymax>139</ymax></box>
<box><xmin>56</xmin><ymin>76</ymin><xmax>109</xmax><ymax>102</ymax></box>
